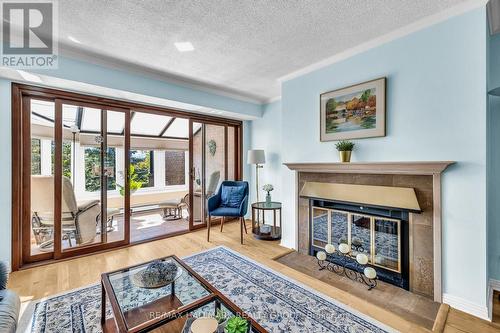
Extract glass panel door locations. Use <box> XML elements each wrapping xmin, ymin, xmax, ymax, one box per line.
<box><xmin>28</xmin><ymin>98</ymin><xmax>56</xmax><ymax>259</ymax></box>
<box><xmin>350</xmin><ymin>214</ymin><xmax>372</xmax><ymax>261</ymax></box>
<box><xmin>312</xmin><ymin>207</ymin><xmax>328</xmax><ymax>248</ymax></box>
<box><xmin>60</xmin><ymin>104</ymin><xmax>102</xmax><ymax>251</ymax></box>
<box><xmin>190</xmin><ymin>121</ymin><xmax>205</xmax><ymax>229</ymax></box>
<box><xmin>204</xmin><ymin>124</ymin><xmax>225</xmax><ymax>198</ymax></box>
<box><xmin>374</xmin><ymin>218</ymin><xmax>401</xmax><ymax>272</ymax></box>
<box><xmin>128</xmin><ymin>111</ymin><xmax>189</xmax><ymax>242</ymax></box>
<box><xmin>56</xmin><ymin>102</ymin><xmax>129</xmax><ymax>256</ymax></box>
<box><xmin>330</xmin><ymin>210</ymin><xmax>348</xmax><ymax>246</ymax></box>
<box><xmin>189</xmin><ymin>121</ymin><xmax>230</xmax><ymax>230</ymax></box>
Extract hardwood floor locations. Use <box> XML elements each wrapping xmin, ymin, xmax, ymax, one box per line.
<box><xmin>8</xmin><ymin>220</ymin><xmax>500</xmax><ymax>333</ymax></box>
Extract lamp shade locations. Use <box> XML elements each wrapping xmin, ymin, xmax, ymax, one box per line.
<box><xmin>247</xmin><ymin>149</ymin><xmax>265</xmax><ymax>164</ymax></box>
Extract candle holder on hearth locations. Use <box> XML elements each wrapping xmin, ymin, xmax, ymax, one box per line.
<box><xmin>316</xmin><ymin>243</ymin><xmax>377</xmax><ymax>290</ymax></box>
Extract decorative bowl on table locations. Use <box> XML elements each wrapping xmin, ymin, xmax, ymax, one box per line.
<box><xmin>131</xmin><ymin>260</ymin><xmax>181</xmax><ymax>288</ymax></box>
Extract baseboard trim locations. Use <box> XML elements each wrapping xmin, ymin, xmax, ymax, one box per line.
<box><xmin>443</xmin><ymin>293</ymin><xmax>489</xmax><ymax>321</ymax></box>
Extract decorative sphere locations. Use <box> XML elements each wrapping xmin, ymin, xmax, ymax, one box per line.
<box><xmin>325</xmin><ymin>244</ymin><xmax>335</xmax><ymax>254</ymax></box>
<box><xmin>356</xmin><ymin>253</ymin><xmax>369</xmax><ymax>265</ymax></box>
<box><xmin>364</xmin><ymin>267</ymin><xmax>377</xmax><ymax>279</ymax></box>
<box><xmin>338</xmin><ymin>243</ymin><xmax>350</xmax><ymax>254</ymax></box>
<box><xmin>316</xmin><ymin>251</ymin><xmax>327</xmax><ymax>261</ymax></box>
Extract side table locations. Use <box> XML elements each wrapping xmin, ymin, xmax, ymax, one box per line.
<box><xmin>251</xmin><ymin>202</ymin><xmax>281</xmax><ymax>240</ymax></box>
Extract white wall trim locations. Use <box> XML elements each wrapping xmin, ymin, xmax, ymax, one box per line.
<box><xmin>265</xmin><ymin>95</ymin><xmax>282</xmax><ymax>104</ymax></box>
<box><xmin>278</xmin><ymin>0</ymin><xmax>487</xmax><ymax>83</ymax></box>
<box><xmin>443</xmin><ymin>293</ymin><xmax>490</xmax><ymax>321</ymax></box>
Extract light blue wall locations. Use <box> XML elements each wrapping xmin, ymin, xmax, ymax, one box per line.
<box><xmin>31</xmin><ymin>56</ymin><xmax>262</xmax><ymax>118</ymax></box>
<box><xmin>488</xmin><ymin>33</ymin><xmax>500</xmax><ymax>281</ymax></box>
<box><xmin>0</xmin><ymin>56</ymin><xmax>261</xmax><ymax>265</ymax></box>
<box><xmin>251</xmin><ymin>8</ymin><xmax>488</xmax><ymax>308</ymax></box>
<box><xmin>0</xmin><ymin>79</ymin><xmax>12</xmax><ymax>266</ymax></box>
<box><xmin>247</xmin><ymin>100</ymin><xmax>282</xmax><ymax>204</ymax></box>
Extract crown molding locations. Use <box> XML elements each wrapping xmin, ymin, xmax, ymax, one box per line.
<box><xmin>278</xmin><ymin>0</ymin><xmax>487</xmax><ymax>83</ymax></box>
<box><xmin>58</xmin><ymin>43</ymin><xmax>268</xmax><ymax>105</ymax></box>
<box><xmin>264</xmin><ymin>95</ymin><xmax>282</xmax><ymax>104</ymax></box>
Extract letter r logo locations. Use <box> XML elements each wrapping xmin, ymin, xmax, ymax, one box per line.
<box><xmin>2</xmin><ymin>2</ymin><xmax>53</xmax><ymax>54</ymax></box>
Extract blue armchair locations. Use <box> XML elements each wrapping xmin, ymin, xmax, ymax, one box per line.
<box><xmin>207</xmin><ymin>181</ymin><xmax>249</xmax><ymax>244</ymax></box>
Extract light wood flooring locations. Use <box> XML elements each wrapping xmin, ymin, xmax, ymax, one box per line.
<box><xmin>8</xmin><ymin>220</ymin><xmax>500</xmax><ymax>333</ymax></box>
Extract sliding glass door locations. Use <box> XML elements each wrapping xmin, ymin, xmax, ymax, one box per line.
<box><xmin>189</xmin><ymin>121</ymin><xmax>239</xmax><ymax>230</ymax></box>
<box><xmin>15</xmin><ymin>83</ymin><xmax>242</xmax><ymax>269</ymax></box>
<box><xmin>24</xmin><ymin>97</ymin><xmax>129</xmax><ymax>263</ymax></box>
<box><xmin>128</xmin><ymin>111</ymin><xmax>190</xmax><ymax>242</ymax></box>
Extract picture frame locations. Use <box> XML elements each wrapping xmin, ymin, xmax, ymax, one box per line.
<box><xmin>320</xmin><ymin>77</ymin><xmax>386</xmax><ymax>141</ymax></box>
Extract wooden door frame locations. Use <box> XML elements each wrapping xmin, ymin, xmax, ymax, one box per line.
<box><xmin>11</xmin><ymin>83</ymin><xmax>242</xmax><ymax>271</ymax></box>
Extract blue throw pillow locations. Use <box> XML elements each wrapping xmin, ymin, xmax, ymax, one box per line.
<box><xmin>221</xmin><ymin>185</ymin><xmax>245</xmax><ymax>208</ymax></box>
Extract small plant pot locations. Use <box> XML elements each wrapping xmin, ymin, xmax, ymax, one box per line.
<box><xmin>339</xmin><ymin>151</ymin><xmax>352</xmax><ymax>163</ymax></box>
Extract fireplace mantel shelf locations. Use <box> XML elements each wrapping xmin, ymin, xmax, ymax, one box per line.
<box><xmin>284</xmin><ymin>161</ymin><xmax>455</xmax><ymax>175</ymax></box>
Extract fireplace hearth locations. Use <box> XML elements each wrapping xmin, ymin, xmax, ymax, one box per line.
<box><xmin>309</xmin><ymin>198</ymin><xmax>411</xmax><ymax>289</ymax></box>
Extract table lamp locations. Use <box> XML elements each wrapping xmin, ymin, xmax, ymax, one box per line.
<box><xmin>247</xmin><ymin>149</ymin><xmax>265</xmax><ymax>202</ymax></box>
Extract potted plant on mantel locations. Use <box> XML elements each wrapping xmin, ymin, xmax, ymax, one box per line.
<box><xmin>335</xmin><ymin>140</ymin><xmax>355</xmax><ymax>163</ymax></box>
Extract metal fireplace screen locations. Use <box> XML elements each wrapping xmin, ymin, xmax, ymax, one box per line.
<box><xmin>309</xmin><ymin>199</ymin><xmax>410</xmax><ymax>289</ymax></box>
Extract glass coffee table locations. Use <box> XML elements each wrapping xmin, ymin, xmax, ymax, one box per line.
<box><xmin>101</xmin><ymin>255</ymin><xmax>266</xmax><ymax>332</ymax></box>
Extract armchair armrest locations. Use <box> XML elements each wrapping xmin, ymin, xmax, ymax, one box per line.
<box><xmin>207</xmin><ymin>193</ymin><xmax>221</xmax><ymax>214</ymax></box>
<box><xmin>77</xmin><ymin>200</ymin><xmax>100</xmax><ymax>212</ymax></box>
<box><xmin>239</xmin><ymin>194</ymin><xmax>249</xmax><ymax>217</ymax></box>
<box><xmin>0</xmin><ymin>261</ymin><xmax>8</xmax><ymax>290</ymax></box>
<box><xmin>0</xmin><ymin>289</ymin><xmax>20</xmax><ymax>333</ymax></box>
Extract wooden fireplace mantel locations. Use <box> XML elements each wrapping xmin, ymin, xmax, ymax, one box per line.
<box><xmin>284</xmin><ymin>160</ymin><xmax>456</xmax><ymax>303</ymax></box>
<box><xmin>284</xmin><ymin>161</ymin><xmax>455</xmax><ymax>175</ymax></box>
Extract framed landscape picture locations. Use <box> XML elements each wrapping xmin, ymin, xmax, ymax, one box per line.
<box><xmin>320</xmin><ymin>77</ymin><xmax>386</xmax><ymax>141</ymax></box>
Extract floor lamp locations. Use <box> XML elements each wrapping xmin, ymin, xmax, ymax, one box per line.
<box><xmin>247</xmin><ymin>149</ymin><xmax>265</xmax><ymax>202</ymax></box>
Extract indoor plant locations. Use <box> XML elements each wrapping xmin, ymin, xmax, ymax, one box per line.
<box><xmin>262</xmin><ymin>184</ymin><xmax>274</xmax><ymax>205</ymax></box>
<box><xmin>224</xmin><ymin>316</ymin><xmax>248</xmax><ymax>333</ymax></box>
<box><xmin>335</xmin><ymin>140</ymin><xmax>355</xmax><ymax>163</ymax></box>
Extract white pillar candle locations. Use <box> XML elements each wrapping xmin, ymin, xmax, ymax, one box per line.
<box><xmin>191</xmin><ymin>317</ymin><xmax>218</xmax><ymax>333</ymax></box>
<box><xmin>316</xmin><ymin>251</ymin><xmax>327</xmax><ymax>261</ymax></box>
<box><xmin>364</xmin><ymin>267</ymin><xmax>377</xmax><ymax>279</ymax></box>
<box><xmin>325</xmin><ymin>244</ymin><xmax>335</xmax><ymax>254</ymax></box>
<box><xmin>356</xmin><ymin>253</ymin><xmax>368</xmax><ymax>265</ymax></box>
<box><xmin>338</xmin><ymin>243</ymin><xmax>350</xmax><ymax>254</ymax></box>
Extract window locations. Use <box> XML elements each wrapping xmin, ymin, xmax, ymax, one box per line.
<box><xmin>165</xmin><ymin>151</ymin><xmax>185</xmax><ymax>186</ymax></box>
<box><xmin>51</xmin><ymin>141</ymin><xmax>72</xmax><ymax>179</ymax></box>
<box><xmin>84</xmin><ymin>147</ymin><xmax>116</xmax><ymax>192</ymax></box>
<box><xmin>130</xmin><ymin>150</ymin><xmax>154</xmax><ymax>188</ymax></box>
<box><xmin>31</xmin><ymin>138</ymin><xmax>41</xmax><ymax>175</ymax></box>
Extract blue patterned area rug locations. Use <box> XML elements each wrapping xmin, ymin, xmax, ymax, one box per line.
<box><xmin>20</xmin><ymin>246</ymin><xmax>396</xmax><ymax>333</ymax></box>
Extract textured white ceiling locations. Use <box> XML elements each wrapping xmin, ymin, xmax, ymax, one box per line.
<box><xmin>58</xmin><ymin>0</ymin><xmax>472</xmax><ymax>102</ymax></box>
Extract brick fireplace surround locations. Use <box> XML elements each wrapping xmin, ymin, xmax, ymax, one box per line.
<box><xmin>284</xmin><ymin>162</ymin><xmax>454</xmax><ymax>302</ymax></box>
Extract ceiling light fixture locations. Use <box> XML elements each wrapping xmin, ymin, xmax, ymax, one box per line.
<box><xmin>68</xmin><ymin>35</ymin><xmax>82</xmax><ymax>44</ymax></box>
<box><xmin>174</xmin><ymin>42</ymin><xmax>194</xmax><ymax>52</ymax></box>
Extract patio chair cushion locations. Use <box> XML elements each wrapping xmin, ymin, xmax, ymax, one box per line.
<box><xmin>220</xmin><ymin>185</ymin><xmax>245</xmax><ymax>208</ymax></box>
<box><xmin>77</xmin><ymin>200</ymin><xmax>100</xmax><ymax>212</ymax></box>
<box><xmin>158</xmin><ymin>198</ymin><xmax>182</xmax><ymax>209</ymax></box>
<box><xmin>107</xmin><ymin>207</ymin><xmax>121</xmax><ymax>218</ymax></box>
